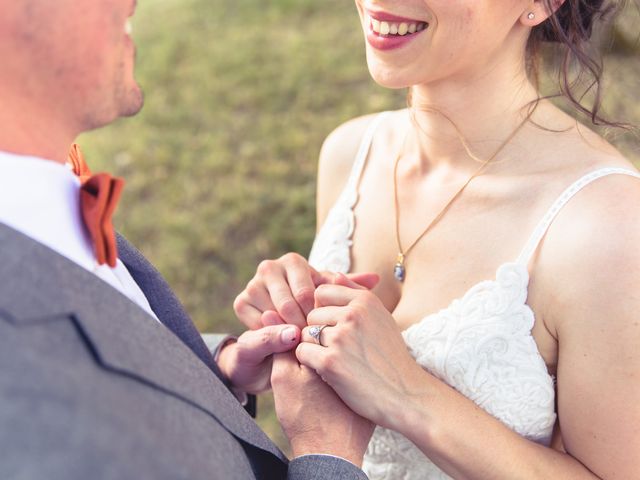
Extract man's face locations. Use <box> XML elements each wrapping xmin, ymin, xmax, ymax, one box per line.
<box><xmin>1</xmin><ymin>0</ymin><xmax>143</xmax><ymax>132</ymax></box>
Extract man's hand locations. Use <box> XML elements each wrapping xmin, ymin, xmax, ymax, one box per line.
<box><xmin>233</xmin><ymin>252</ymin><xmax>379</xmax><ymax>330</ymax></box>
<box><xmin>217</xmin><ymin>323</ymin><xmax>301</xmax><ymax>394</ymax></box>
<box><xmin>271</xmin><ymin>352</ymin><xmax>374</xmax><ymax>467</ymax></box>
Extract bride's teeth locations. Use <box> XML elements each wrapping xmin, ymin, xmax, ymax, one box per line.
<box><xmin>370</xmin><ymin>15</ymin><xmax>427</xmax><ymax>36</ymax></box>
<box><xmin>125</xmin><ymin>19</ymin><xmax>132</xmax><ymax>35</ymax></box>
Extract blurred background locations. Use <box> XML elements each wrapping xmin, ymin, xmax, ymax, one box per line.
<box><xmin>80</xmin><ymin>0</ymin><xmax>639</xmax><ymax>452</ymax></box>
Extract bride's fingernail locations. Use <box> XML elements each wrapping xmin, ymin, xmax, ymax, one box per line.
<box><xmin>281</xmin><ymin>326</ymin><xmax>298</xmax><ymax>343</ymax></box>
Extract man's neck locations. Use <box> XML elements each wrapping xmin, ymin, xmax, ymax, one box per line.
<box><xmin>0</xmin><ymin>89</ymin><xmax>76</xmax><ymax>164</ymax></box>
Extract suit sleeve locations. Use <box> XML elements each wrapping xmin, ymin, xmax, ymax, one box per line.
<box><xmin>201</xmin><ymin>333</ymin><xmax>257</xmax><ymax>418</ymax></box>
<box><xmin>201</xmin><ymin>333</ymin><xmax>235</xmax><ymax>355</ymax></box>
<box><xmin>287</xmin><ymin>455</ymin><xmax>368</xmax><ymax>480</ymax></box>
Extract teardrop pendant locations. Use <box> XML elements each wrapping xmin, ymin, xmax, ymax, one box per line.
<box><xmin>394</xmin><ymin>253</ymin><xmax>406</xmax><ymax>282</ymax></box>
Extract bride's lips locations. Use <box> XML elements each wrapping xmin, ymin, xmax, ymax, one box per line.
<box><xmin>365</xmin><ymin>10</ymin><xmax>428</xmax><ymax>51</ymax></box>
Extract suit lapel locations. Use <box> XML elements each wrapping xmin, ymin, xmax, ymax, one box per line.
<box><xmin>0</xmin><ymin>224</ymin><xmax>284</xmax><ymax>462</ymax></box>
<box><xmin>116</xmin><ymin>234</ymin><xmax>225</xmax><ymax>379</ymax></box>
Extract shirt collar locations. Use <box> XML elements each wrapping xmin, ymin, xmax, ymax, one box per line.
<box><xmin>0</xmin><ymin>150</ymin><xmax>97</xmax><ymax>271</ymax></box>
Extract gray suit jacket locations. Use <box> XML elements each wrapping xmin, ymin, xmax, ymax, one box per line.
<box><xmin>0</xmin><ymin>224</ymin><xmax>367</xmax><ymax>480</ymax></box>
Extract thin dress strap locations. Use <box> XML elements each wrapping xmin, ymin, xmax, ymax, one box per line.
<box><xmin>340</xmin><ymin>111</ymin><xmax>392</xmax><ymax>202</ymax></box>
<box><xmin>308</xmin><ymin>111</ymin><xmax>392</xmax><ymax>272</ymax></box>
<box><xmin>516</xmin><ymin>167</ymin><xmax>640</xmax><ymax>265</ymax></box>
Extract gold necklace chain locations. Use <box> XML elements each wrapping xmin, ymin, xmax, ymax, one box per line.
<box><xmin>392</xmin><ymin>110</ymin><xmax>532</xmax><ymax>282</ymax></box>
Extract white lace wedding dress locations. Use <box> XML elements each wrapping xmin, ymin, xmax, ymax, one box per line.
<box><xmin>308</xmin><ymin>112</ymin><xmax>640</xmax><ymax>479</ymax></box>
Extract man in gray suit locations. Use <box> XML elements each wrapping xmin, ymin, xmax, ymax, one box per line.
<box><xmin>0</xmin><ymin>1</ymin><xmax>373</xmax><ymax>478</ymax></box>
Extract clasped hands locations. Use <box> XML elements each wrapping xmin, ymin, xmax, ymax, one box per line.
<box><xmin>217</xmin><ymin>253</ymin><xmax>426</xmax><ymax>464</ymax></box>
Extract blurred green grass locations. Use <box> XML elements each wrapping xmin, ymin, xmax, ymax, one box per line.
<box><xmin>79</xmin><ymin>0</ymin><xmax>639</xmax><ymax>453</ymax></box>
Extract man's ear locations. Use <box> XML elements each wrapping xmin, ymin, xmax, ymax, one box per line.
<box><xmin>519</xmin><ymin>0</ymin><xmax>566</xmax><ymax>27</ymax></box>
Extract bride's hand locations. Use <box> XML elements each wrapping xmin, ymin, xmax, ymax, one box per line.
<box><xmin>233</xmin><ymin>252</ymin><xmax>379</xmax><ymax>330</ymax></box>
<box><xmin>297</xmin><ymin>274</ymin><xmax>428</xmax><ymax>429</ymax></box>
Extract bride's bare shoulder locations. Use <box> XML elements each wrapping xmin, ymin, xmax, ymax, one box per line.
<box><xmin>316</xmin><ymin>111</ymin><xmax>394</xmax><ymax>227</ymax></box>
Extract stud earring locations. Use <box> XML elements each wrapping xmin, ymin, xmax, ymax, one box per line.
<box><xmin>527</xmin><ymin>12</ymin><xmax>535</xmax><ymax>20</ymax></box>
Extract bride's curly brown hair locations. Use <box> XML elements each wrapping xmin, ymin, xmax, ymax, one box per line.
<box><xmin>527</xmin><ymin>0</ymin><xmax>631</xmax><ymax>128</ymax></box>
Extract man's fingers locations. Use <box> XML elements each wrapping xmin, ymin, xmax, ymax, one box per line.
<box><xmin>232</xmin><ymin>301</ymin><xmax>266</xmax><ymax>330</ymax></box>
<box><xmin>284</xmin><ymin>260</ymin><xmax>317</xmax><ymax>317</ymax></box>
<box><xmin>261</xmin><ymin>310</ymin><xmax>285</xmax><ymax>327</ymax></box>
<box><xmin>236</xmin><ymin>325</ymin><xmax>301</xmax><ymax>364</ymax></box>
<box><xmin>271</xmin><ymin>351</ymin><xmax>301</xmax><ymax>384</ymax></box>
<box><xmin>309</xmin><ymin>267</ymin><xmax>327</xmax><ymax>287</ymax></box>
<box><xmin>272</xmin><ymin>351</ymin><xmax>298</xmax><ymax>367</ymax></box>
<box><xmin>246</xmin><ymin>279</ymin><xmax>278</xmax><ymax>311</ymax></box>
<box><xmin>234</xmin><ymin>282</ymin><xmax>277</xmax><ymax>330</ymax></box>
<box><xmin>344</xmin><ymin>272</ymin><xmax>380</xmax><ymax>290</ymax></box>
<box><xmin>316</xmin><ymin>271</ymin><xmax>336</xmax><ymax>286</ymax></box>
<box><xmin>262</xmin><ymin>264</ymin><xmax>307</xmax><ymax>328</ymax></box>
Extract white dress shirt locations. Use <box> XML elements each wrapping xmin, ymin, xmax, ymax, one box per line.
<box><xmin>0</xmin><ymin>150</ymin><xmax>159</xmax><ymax>322</ymax></box>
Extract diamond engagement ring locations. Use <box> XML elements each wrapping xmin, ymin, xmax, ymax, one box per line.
<box><xmin>309</xmin><ymin>325</ymin><xmax>329</xmax><ymax>347</ymax></box>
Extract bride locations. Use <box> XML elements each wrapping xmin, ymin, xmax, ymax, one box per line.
<box><xmin>230</xmin><ymin>0</ymin><xmax>639</xmax><ymax>478</ymax></box>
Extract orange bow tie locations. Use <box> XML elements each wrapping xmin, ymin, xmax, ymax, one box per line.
<box><xmin>68</xmin><ymin>143</ymin><xmax>124</xmax><ymax>268</ymax></box>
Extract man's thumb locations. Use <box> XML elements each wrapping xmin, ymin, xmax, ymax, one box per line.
<box><xmin>237</xmin><ymin>324</ymin><xmax>301</xmax><ymax>362</ymax></box>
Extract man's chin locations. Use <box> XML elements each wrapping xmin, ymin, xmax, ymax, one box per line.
<box><xmin>120</xmin><ymin>87</ymin><xmax>145</xmax><ymax>118</ymax></box>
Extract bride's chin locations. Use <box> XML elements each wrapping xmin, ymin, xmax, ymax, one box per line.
<box><xmin>367</xmin><ymin>64</ymin><xmax>415</xmax><ymax>90</ymax></box>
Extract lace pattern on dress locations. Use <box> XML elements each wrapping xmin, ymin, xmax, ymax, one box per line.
<box><xmin>365</xmin><ymin>262</ymin><xmax>556</xmax><ymax>480</ymax></box>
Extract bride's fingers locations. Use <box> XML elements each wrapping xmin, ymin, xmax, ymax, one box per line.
<box><xmin>314</xmin><ymin>284</ymin><xmax>361</xmax><ymax>308</ymax></box>
<box><xmin>295</xmin><ymin>342</ymin><xmax>326</xmax><ymax>373</ymax></box>
<box><xmin>317</xmin><ymin>272</ymin><xmax>380</xmax><ymax>290</ymax></box>
<box><xmin>300</xmin><ymin>324</ymin><xmax>338</xmax><ymax>347</ymax></box>
<box><xmin>305</xmin><ymin>307</ymin><xmax>342</xmax><ymax>328</ymax></box>
<box><xmin>343</xmin><ymin>272</ymin><xmax>380</xmax><ymax>290</ymax></box>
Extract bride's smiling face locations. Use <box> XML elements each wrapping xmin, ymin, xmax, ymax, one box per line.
<box><xmin>354</xmin><ymin>0</ymin><xmax>534</xmax><ymax>88</ymax></box>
